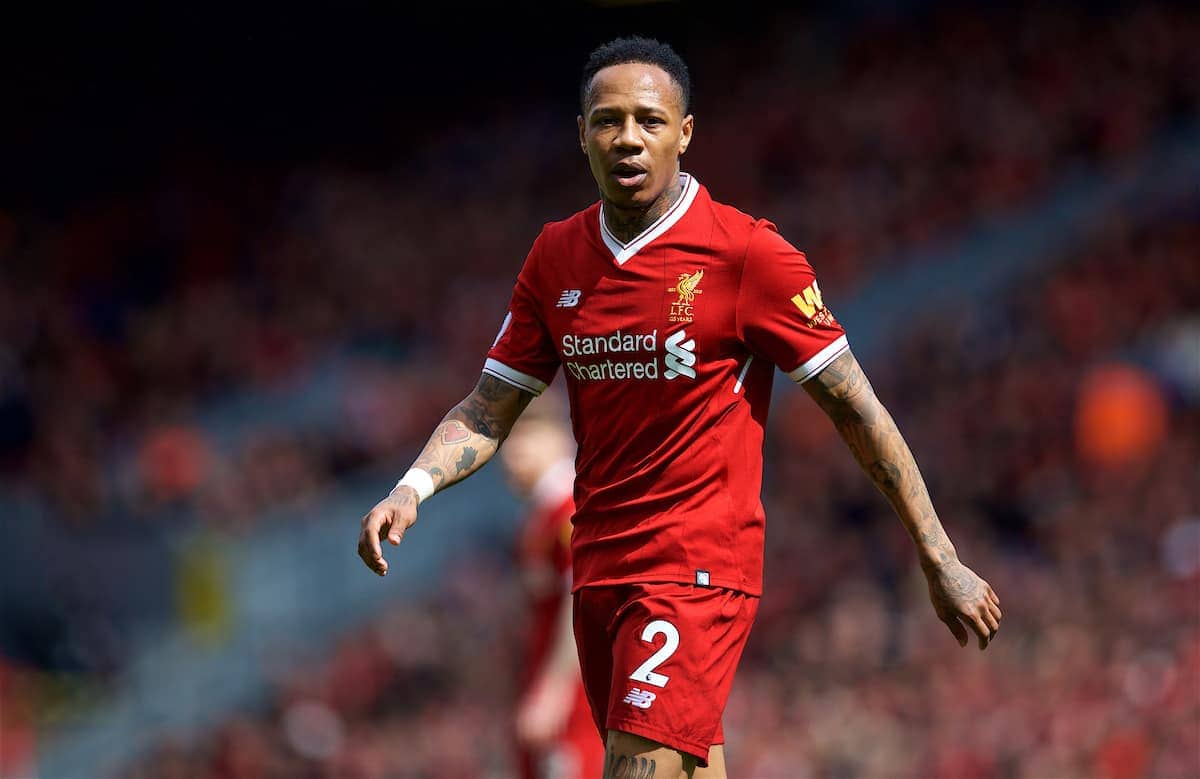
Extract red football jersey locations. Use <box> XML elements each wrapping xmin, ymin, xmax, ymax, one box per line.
<box><xmin>487</xmin><ymin>175</ymin><xmax>847</xmax><ymax>596</ymax></box>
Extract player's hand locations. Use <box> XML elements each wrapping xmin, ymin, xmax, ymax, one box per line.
<box><xmin>923</xmin><ymin>560</ymin><xmax>1002</xmax><ymax>650</ymax></box>
<box><xmin>357</xmin><ymin>487</ymin><xmax>419</xmax><ymax>576</ymax></box>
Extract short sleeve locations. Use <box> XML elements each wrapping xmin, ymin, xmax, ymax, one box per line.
<box><xmin>484</xmin><ymin>236</ymin><xmax>560</xmax><ymax>395</ymax></box>
<box><xmin>736</xmin><ymin>221</ymin><xmax>848</xmax><ymax>382</ymax></box>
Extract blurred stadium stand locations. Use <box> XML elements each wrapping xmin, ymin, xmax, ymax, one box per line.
<box><xmin>1</xmin><ymin>2</ymin><xmax>1197</xmax><ymax>778</ymax></box>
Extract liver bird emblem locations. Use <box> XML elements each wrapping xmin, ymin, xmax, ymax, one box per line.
<box><xmin>674</xmin><ymin>270</ymin><xmax>704</xmax><ymax>304</ymax></box>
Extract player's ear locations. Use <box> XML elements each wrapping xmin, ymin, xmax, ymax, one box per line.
<box><xmin>577</xmin><ymin>115</ymin><xmax>587</xmax><ymax>155</ymax></box>
<box><xmin>678</xmin><ymin>113</ymin><xmax>694</xmax><ymax>156</ymax></box>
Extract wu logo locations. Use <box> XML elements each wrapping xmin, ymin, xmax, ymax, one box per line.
<box><xmin>790</xmin><ymin>281</ymin><xmax>824</xmax><ymax>318</ymax></box>
<box><xmin>790</xmin><ymin>280</ymin><xmax>838</xmax><ymax>328</ymax></box>
<box><xmin>622</xmin><ymin>688</ymin><xmax>657</xmax><ymax>709</ymax></box>
<box><xmin>664</xmin><ymin>329</ymin><xmax>696</xmax><ymax>380</ymax></box>
<box><xmin>556</xmin><ymin>289</ymin><xmax>582</xmax><ymax>308</ymax></box>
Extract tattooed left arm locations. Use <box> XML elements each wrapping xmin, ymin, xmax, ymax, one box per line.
<box><xmin>803</xmin><ymin>349</ymin><xmax>1003</xmax><ymax>650</ymax></box>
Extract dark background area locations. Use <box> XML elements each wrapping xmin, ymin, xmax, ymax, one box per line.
<box><xmin>6</xmin><ymin>0</ymin><xmax>1111</xmax><ymax>211</ymax></box>
<box><xmin>3</xmin><ymin>2</ymin><xmax>782</xmax><ymax>210</ymax></box>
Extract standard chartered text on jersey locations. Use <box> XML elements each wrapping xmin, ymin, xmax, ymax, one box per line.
<box><xmin>561</xmin><ymin>329</ymin><xmax>657</xmax><ymax>357</ymax></box>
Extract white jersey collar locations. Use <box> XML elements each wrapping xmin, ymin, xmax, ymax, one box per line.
<box><xmin>599</xmin><ymin>173</ymin><xmax>699</xmax><ymax>266</ymax></box>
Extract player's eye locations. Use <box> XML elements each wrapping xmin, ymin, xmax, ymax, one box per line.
<box><xmin>641</xmin><ymin>116</ymin><xmax>666</xmax><ymax>126</ymax></box>
<box><xmin>595</xmin><ymin>116</ymin><xmax>619</xmax><ymax>127</ymax></box>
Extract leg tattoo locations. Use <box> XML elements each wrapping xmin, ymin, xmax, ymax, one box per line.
<box><xmin>603</xmin><ymin>747</ymin><xmax>657</xmax><ymax>779</ymax></box>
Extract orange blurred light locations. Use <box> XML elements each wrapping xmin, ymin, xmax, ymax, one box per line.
<box><xmin>1074</xmin><ymin>363</ymin><xmax>1168</xmax><ymax>468</ymax></box>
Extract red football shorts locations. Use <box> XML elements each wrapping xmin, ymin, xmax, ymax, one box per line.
<box><xmin>572</xmin><ymin>582</ymin><xmax>759</xmax><ymax>765</ymax></box>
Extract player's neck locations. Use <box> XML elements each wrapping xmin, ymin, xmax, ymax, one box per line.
<box><xmin>603</xmin><ymin>175</ymin><xmax>684</xmax><ymax>244</ymax></box>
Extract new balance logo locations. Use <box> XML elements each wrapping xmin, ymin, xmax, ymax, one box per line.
<box><xmin>622</xmin><ymin>688</ymin><xmax>657</xmax><ymax>709</ymax></box>
<box><xmin>664</xmin><ymin>329</ymin><xmax>696</xmax><ymax>380</ymax></box>
<box><xmin>556</xmin><ymin>289</ymin><xmax>582</xmax><ymax>308</ymax></box>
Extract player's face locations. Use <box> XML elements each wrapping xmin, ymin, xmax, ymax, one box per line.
<box><xmin>578</xmin><ymin>62</ymin><xmax>693</xmax><ymax>211</ymax></box>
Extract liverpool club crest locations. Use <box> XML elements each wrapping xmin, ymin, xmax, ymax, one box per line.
<box><xmin>668</xmin><ymin>269</ymin><xmax>704</xmax><ymax>323</ymax></box>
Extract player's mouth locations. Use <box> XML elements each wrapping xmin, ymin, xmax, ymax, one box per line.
<box><xmin>610</xmin><ymin>162</ymin><xmax>648</xmax><ymax>189</ymax></box>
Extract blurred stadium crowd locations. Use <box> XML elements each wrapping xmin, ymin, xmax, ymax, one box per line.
<box><xmin>118</xmin><ymin>208</ymin><xmax>1200</xmax><ymax>779</ymax></box>
<box><xmin>1</xmin><ymin>2</ymin><xmax>1197</xmax><ymax>778</ymax></box>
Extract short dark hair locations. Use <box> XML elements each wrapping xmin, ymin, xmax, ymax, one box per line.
<box><xmin>580</xmin><ymin>36</ymin><xmax>691</xmax><ymax>115</ymax></box>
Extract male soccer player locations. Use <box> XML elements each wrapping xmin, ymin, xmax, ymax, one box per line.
<box><xmin>358</xmin><ymin>36</ymin><xmax>1002</xmax><ymax>779</ymax></box>
<box><xmin>501</xmin><ymin>397</ymin><xmax>605</xmax><ymax>779</ymax></box>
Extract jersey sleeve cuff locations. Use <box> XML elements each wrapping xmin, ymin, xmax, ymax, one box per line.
<box><xmin>787</xmin><ymin>335</ymin><xmax>850</xmax><ymax>383</ymax></box>
<box><xmin>482</xmin><ymin>358</ymin><xmax>549</xmax><ymax>395</ymax></box>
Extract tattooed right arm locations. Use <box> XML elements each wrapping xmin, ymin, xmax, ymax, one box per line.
<box><xmin>357</xmin><ymin>374</ymin><xmax>533</xmax><ymax>576</ymax></box>
<box><xmin>408</xmin><ymin>374</ymin><xmax>535</xmax><ymax>493</ymax></box>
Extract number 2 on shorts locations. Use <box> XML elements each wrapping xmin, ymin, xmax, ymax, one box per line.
<box><xmin>628</xmin><ymin>619</ymin><xmax>679</xmax><ymax>688</ymax></box>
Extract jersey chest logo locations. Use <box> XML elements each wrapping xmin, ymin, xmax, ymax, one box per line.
<box><xmin>667</xmin><ymin>269</ymin><xmax>704</xmax><ymax>323</ymax></box>
<box><xmin>663</xmin><ymin>329</ymin><xmax>696</xmax><ymax>380</ymax></box>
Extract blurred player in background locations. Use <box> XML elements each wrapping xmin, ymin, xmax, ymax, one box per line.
<box><xmin>359</xmin><ymin>36</ymin><xmax>1001</xmax><ymax>778</ymax></box>
<box><xmin>500</xmin><ymin>395</ymin><xmax>605</xmax><ymax>779</ymax></box>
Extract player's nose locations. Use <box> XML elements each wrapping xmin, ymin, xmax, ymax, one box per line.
<box><xmin>614</xmin><ymin>116</ymin><xmax>643</xmax><ymax>150</ymax></box>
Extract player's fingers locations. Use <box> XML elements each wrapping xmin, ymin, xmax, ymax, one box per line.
<box><xmin>964</xmin><ymin>611</ymin><xmax>991</xmax><ymax>650</ymax></box>
<box><xmin>385</xmin><ymin>512</ymin><xmax>407</xmax><ymax>546</ymax></box>
<box><xmin>988</xmin><ymin>601</ymin><xmax>1003</xmax><ymax>624</ymax></box>
<box><xmin>987</xmin><ymin>586</ymin><xmax>1000</xmax><ymax>607</ymax></box>
<box><xmin>981</xmin><ymin>606</ymin><xmax>1000</xmax><ymax>636</ymax></box>
<box><xmin>357</xmin><ymin>512</ymin><xmax>389</xmax><ymax>576</ymax></box>
<box><xmin>356</xmin><ymin>537</ymin><xmax>384</xmax><ymax>575</ymax></box>
<box><xmin>940</xmin><ymin>614</ymin><xmax>969</xmax><ymax>647</ymax></box>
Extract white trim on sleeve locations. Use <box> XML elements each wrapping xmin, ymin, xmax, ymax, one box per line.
<box><xmin>482</xmin><ymin>358</ymin><xmax>548</xmax><ymax>395</ymax></box>
<box><xmin>788</xmin><ymin>335</ymin><xmax>850</xmax><ymax>383</ymax></box>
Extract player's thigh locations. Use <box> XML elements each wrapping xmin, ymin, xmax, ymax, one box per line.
<box><xmin>604</xmin><ymin>729</ymin><xmax>696</xmax><ymax>779</ymax></box>
<box><xmin>692</xmin><ymin>744</ymin><xmax>725</xmax><ymax>779</ymax></box>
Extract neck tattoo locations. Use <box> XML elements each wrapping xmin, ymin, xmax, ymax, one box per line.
<box><xmin>604</xmin><ymin>177</ymin><xmax>683</xmax><ymax>244</ymax></box>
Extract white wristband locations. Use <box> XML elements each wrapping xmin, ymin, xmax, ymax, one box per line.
<box><xmin>395</xmin><ymin>468</ymin><xmax>435</xmax><ymax>504</ymax></box>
